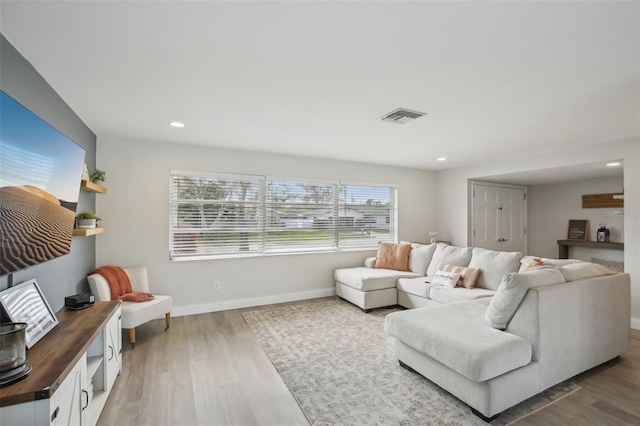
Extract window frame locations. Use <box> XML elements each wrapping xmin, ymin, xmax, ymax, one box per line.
<box><xmin>169</xmin><ymin>170</ymin><xmax>398</xmax><ymax>261</ymax></box>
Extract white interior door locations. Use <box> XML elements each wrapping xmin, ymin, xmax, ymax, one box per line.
<box><xmin>500</xmin><ymin>187</ymin><xmax>526</xmax><ymax>253</ymax></box>
<box><xmin>472</xmin><ymin>184</ymin><xmax>502</xmax><ymax>251</ymax></box>
<box><xmin>472</xmin><ymin>183</ymin><xmax>527</xmax><ymax>253</ymax></box>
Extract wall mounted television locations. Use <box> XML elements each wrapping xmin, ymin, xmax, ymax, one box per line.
<box><xmin>0</xmin><ymin>90</ymin><xmax>86</xmax><ymax>276</ymax></box>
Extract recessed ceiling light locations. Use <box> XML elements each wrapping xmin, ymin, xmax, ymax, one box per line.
<box><xmin>606</xmin><ymin>162</ymin><xmax>621</xmax><ymax>167</ymax></box>
<box><xmin>437</xmin><ymin>157</ymin><xmax>446</xmax><ymax>162</ymax></box>
<box><xmin>169</xmin><ymin>121</ymin><xmax>185</xmax><ymax>128</ymax></box>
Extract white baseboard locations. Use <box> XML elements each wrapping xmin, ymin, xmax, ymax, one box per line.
<box><xmin>631</xmin><ymin>317</ymin><xmax>640</xmax><ymax>331</ymax></box>
<box><xmin>172</xmin><ymin>287</ymin><xmax>336</xmax><ymax>317</ymax></box>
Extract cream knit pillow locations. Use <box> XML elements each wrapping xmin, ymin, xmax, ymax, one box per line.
<box><xmin>486</xmin><ymin>268</ymin><xmax>565</xmax><ymax>330</ymax></box>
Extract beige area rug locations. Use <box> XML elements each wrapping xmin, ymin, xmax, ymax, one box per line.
<box><xmin>242</xmin><ymin>298</ymin><xmax>580</xmax><ymax>426</ymax></box>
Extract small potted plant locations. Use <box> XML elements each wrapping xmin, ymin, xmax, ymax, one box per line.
<box><xmin>76</xmin><ymin>211</ymin><xmax>101</xmax><ymax>229</ymax></box>
<box><xmin>90</xmin><ymin>169</ymin><xmax>106</xmax><ymax>185</ymax></box>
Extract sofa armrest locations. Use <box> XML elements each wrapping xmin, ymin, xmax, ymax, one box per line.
<box><xmin>364</xmin><ymin>257</ymin><xmax>377</xmax><ymax>268</ymax></box>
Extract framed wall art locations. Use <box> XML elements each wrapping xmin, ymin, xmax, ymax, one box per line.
<box><xmin>567</xmin><ymin>219</ymin><xmax>589</xmax><ymax>241</ymax></box>
<box><xmin>0</xmin><ymin>279</ymin><xmax>58</xmax><ymax>348</ymax></box>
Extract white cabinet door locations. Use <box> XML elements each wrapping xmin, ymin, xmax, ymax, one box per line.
<box><xmin>104</xmin><ymin>306</ymin><xmax>122</xmax><ymax>392</ymax></box>
<box><xmin>51</xmin><ymin>354</ymin><xmax>86</xmax><ymax>426</ymax></box>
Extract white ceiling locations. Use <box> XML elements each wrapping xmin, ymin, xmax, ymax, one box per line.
<box><xmin>1</xmin><ymin>1</ymin><xmax>638</xmax><ymax>171</ymax></box>
<box><xmin>476</xmin><ymin>161</ymin><xmax>624</xmax><ymax>186</ymax></box>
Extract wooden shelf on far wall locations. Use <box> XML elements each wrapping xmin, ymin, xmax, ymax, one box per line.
<box><xmin>557</xmin><ymin>239</ymin><xmax>624</xmax><ymax>259</ymax></box>
<box><xmin>73</xmin><ymin>227</ymin><xmax>107</xmax><ymax>237</ymax></box>
<box><xmin>80</xmin><ymin>180</ymin><xmax>107</xmax><ymax>194</ymax></box>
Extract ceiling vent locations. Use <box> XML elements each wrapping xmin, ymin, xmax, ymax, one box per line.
<box><xmin>379</xmin><ymin>108</ymin><xmax>426</xmax><ymax>124</ymax></box>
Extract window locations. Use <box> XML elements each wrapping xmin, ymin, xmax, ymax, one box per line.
<box><xmin>169</xmin><ymin>170</ymin><xmax>397</xmax><ymax>260</ymax></box>
<box><xmin>169</xmin><ymin>172</ymin><xmax>264</xmax><ymax>257</ymax></box>
<box><xmin>338</xmin><ymin>183</ymin><xmax>397</xmax><ymax>249</ymax></box>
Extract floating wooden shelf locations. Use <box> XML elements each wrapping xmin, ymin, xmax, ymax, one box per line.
<box><xmin>582</xmin><ymin>193</ymin><xmax>623</xmax><ymax>208</ymax></box>
<box><xmin>557</xmin><ymin>239</ymin><xmax>624</xmax><ymax>259</ymax></box>
<box><xmin>73</xmin><ymin>227</ymin><xmax>107</xmax><ymax>237</ymax></box>
<box><xmin>80</xmin><ymin>180</ymin><xmax>107</xmax><ymax>194</ymax></box>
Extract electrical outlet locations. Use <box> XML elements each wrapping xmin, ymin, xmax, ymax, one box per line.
<box><xmin>213</xmin><ymin>281</ymin><xmax>221</xmax><ymax>291</ymax></box>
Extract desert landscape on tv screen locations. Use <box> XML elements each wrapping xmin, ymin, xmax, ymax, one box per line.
<box><xmin>0</xmin><ymin>92</ymin><xmax>85</xmax><ymax>275</ymax></box>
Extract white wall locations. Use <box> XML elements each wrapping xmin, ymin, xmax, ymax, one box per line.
<box><xmin>96</xmin><ymin>137</ymin><xmax>435</xmax><ymax>315</ymax></box>
<box><xmin>435</xmin><ymin>138</ymin><xmax>640</xmax><ymax>328</ymax></box>
<box><xmin>528</xmin><ymin>176</ymin><xmax>624</xmax><ymax>260</ymax></box>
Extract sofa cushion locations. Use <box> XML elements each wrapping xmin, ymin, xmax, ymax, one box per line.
<box><xmin>397</xmin><ymin>277</ymin><xmax>437</xmax><ymax>298</ymax></box>
<box><xmin>335</xmin><ymin>267</ymin><xmax>421</xmax><ymax>291</ymax></box>
<box><xmin>408</xmin><ymin>243</ymin><xmax>437</xmax><ymax>275</ymax></box>
<box><xmin>120</xmin><ymin>295</ymin><xmax>173</xmax><ymax>329</ymax></box>
<box><xmin>429</xmin><ymin>287</ymin><xmax>496</xmax><ymax>304</ymax></box>
<box><xmin>485</xmin><ymin>268</ymin><xmax>565</xmax><ymax>330</ymax></box>
<box><xmin>518</xmin><ymin>256</ymin><xmax>583</xmax><ymax>272</ymax></box>
<box><xmin>385</xmin><ymin>301</ymin><xmax>532</xmax><ymax>382</ymax></box>
<box><xmin>374</xmin><ymin>242</ymin><xmax>411</xmax><ymax>271</ymax></box>
<box><xmin>438</xmin><ymin>263</ymin><xmax>481</xmax><ymax>289</ymax></box>
<box><xmin>468</xmin><ymin>247</ymin><xmax>522</xmax><ymax>290</ymax></box>
<box><xmin>558</xmin><ymin>262</ymin><xmax>616</xmax><ymax>281</ymax></box>
<box><xmin>426</xmin><ymin>244</ymin><xmax>473</xmax><ymax>277</ymax></box>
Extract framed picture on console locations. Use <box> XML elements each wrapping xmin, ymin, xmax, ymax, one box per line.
<box><xmin>567</xmin><ymin>219</ymin><xmax>589</xmax><ymax>241</ymax></box>
<box><xmin>0</xmin><ymin>279</ymin><xmax>58</xmax><ymax>348</ymax></box>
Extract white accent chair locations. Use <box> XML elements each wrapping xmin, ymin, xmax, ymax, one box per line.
<box><xmin>88</xmin><ymin>267</ymin><xmax>172</xmax><ymax>348</ymax></box>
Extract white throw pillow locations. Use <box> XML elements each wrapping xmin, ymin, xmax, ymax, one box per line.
<box><xmin>485</xmin><ymin>268</ymin><xmax>565</xmax><ymax>330</ymax></box>
<box><xmin>432</xmin><ymin>270</ymin><xmax>461</xmax><ymax>288</ymax></box>
<box><xmin>558</xmin><ymin>262</ymin><xmax>617</xmax><ymax>281</ymax></box>
<box><xmin>426</xmin><ymin>244</ymin><xmax>473</xmax><ymax>276</ymax></box>
<box><xmin>467</xmin><ymin>247</ymin><xmax>522</xmax><ymax>291</ymax></box>
<box><xmin>408</xmin><ymin>243</ymin><xmax>437</xmax><ymax>275</ymax></box>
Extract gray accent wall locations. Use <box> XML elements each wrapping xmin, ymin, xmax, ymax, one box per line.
<box><xmin>0</xmin><ymin>34</ymin><xmax>97</xmax><ymax>311</ymax></box>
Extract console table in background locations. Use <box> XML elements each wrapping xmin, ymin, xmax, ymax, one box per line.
<box><xmin>557</xmin><ymin>239</ymin><xmax>624</xmax><ymax>259</ymax></box>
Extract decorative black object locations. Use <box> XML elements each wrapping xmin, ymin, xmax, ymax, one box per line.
<box><xmin>65</xmin><ymin>293</ymin><xmax>95</xmax><ymax>310</ymax></box>
<box><xmin>597</xmin><ymin>224</ymin><xmax>610</xmax><ymax>243</ymax></box>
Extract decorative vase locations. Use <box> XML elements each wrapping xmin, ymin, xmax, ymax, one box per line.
<box><xmin>92</xmin><ymin>179</ymin><xmax>104</xmax><ymax>186</ymax></box>
<box><xmin>77</xmin><ymin>219</ymin><xmax>96</xmax><ymax>229</ymax></box>
<box><xmin>81</xmin><ymin>164</ymin><xmax>90</xmax><ymax>181</ymax></box>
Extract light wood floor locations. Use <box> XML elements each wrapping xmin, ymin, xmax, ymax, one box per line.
<box><xmin>99</xmin><ymin>298</ymin><xmax>640</xmax><ymax>426</ymax></box>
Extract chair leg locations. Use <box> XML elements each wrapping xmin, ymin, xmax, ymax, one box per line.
<box><xmin>165</xmin><ymin>313</ymin><xmax>171</xmax><ymax>331</ymax></box>
<box><xmin>129</xmin><ymin>328</ymin><xmax>136</xmax><ymax>349</ymax></box>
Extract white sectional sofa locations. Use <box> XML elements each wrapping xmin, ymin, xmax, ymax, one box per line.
<box><xmin>335</xmin><ymin>242</ymin><xmax>631</xmax><ymax>420</ymax></box>
<box><xmin>335</xmin><ymin>243</ymin><xmax>526</xmax><ymax>312</ymax></box>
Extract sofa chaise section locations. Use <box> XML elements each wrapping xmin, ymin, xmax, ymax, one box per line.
<box><xmin>385</xmin><ymin>269</ymin><xmax>631</xmax><ymax>419</ymax></box>
<box><xmin>335</xmin><ymin>266</ymin><xmax>422</xmax><ymax>312</ymax></box>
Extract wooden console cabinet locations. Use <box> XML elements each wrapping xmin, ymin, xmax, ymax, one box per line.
<box><xmin>0</xmin><ymin>301</ymin><xmax>122</xmax><ymax>426</ymax></box>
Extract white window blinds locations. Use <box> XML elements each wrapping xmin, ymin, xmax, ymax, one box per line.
<box><xmin>170</xmin><ymin>172</ymin><xmax>264</xmax><ymax>258</ymax></box>
<box><xmin>169</xmin><ymin>170</ymin><xmax>398</xmax><ymax>260</ymax></box>
<box><xmin>265</xmin><ymin>180</ymin><xmax>338</xmax><ymax>253</ymax></box>
<box><xmin>338</xmin><ymin>183</ymin><xmax>397</xmax><ymax>249</ymax></box>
